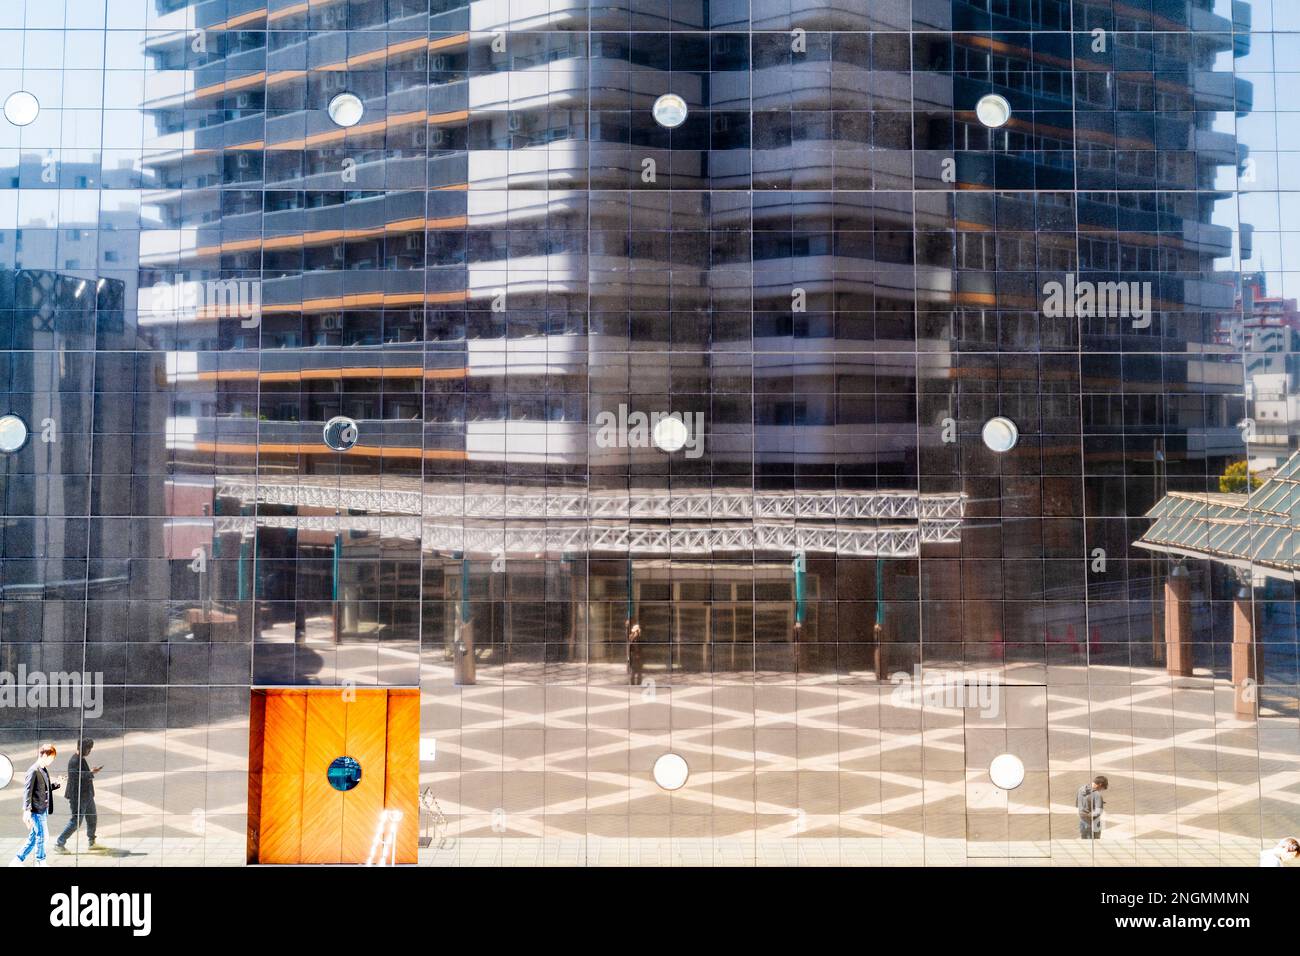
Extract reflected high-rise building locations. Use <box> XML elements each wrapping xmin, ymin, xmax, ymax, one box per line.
<box><xmin>0</xmin><ymin>0</ymin><xmax>1294</xmax><ymax>866</ymax></box>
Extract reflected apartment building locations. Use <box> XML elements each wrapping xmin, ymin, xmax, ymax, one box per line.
<box><xmin>0</xmin><ymin>0</ymin><xmax>1295</xmax><ymax>866</ymax></box>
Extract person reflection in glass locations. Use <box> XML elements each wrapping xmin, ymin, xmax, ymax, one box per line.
<box><xmin>55</xmin><ymin>739</ymin><xmax>102</xmax><ymax>853</ymax></box>
<box><xmin>9</xmin><ymin>744</ymin><xmax>61</xmax><ymax>867</ymax></box>
<box><xmin>1076</xmin><ymin>775</ymin><xmax>1108</xmax><ymax>839</ymax></box>
<box><xmin>627</xmin><ymin>622</ymin><xmax>644</xmax><ymax>686</ymax></box>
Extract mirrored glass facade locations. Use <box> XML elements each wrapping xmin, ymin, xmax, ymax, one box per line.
<box><xmin>0</xmin><ymin>0</ymin><xmax>1297</xmax><ymax>866</ymax></box>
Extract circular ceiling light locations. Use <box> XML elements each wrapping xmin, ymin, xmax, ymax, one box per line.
<box><xmin>652</xmin><ymin>414</ymin><xmax>690</xmax><ymax>453</ymax></box>
<box><xmin>323</xmin><ymin>416</ymin><xmax>360</xmax><ymax>451</ymax></box>
<box><xmin>0</xmin><ymin>414</ymin><xmax>29</xmax><ymax>453</ymax></box>
<box><xmin>0</xmin><ymin>754</ymin><xmax>12</xmax><ymax>789</ymax></box>
<box><xmin>4</xmin><ymin>91</ymin><xmax>39</xmax><ymax>127</ymax></box>
<box><xmin>652</xmin><ymin>93</ymin><xmax>688</xmax><ymax>129</ymax></box>
<box><xmin>327</xmin><ymin>92</ymin><xmax>365</xmax><ymax>128</ymax></box>
<box><xmin>989</xmin><ymin>753</ymin><xmax>1025</xmax><ymax>790</ymax></box>
<box><xmin>975</xmin><ymin>93</ymin><xmax>1011</xmax><ymax>129</ymax></box>
<box><xmin>652</xmin><ymin>752</ymin><xmax>689</xmax><ymax>791</ymax></box>
<box><xmin>981</xmin><ymin>416</ymin><xmax>1018</xmax><ymax>453</ymax></box>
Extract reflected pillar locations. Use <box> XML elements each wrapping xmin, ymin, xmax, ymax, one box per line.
<box><xmin>1150</xmin><ymin>558</ymin><xmax>1165</xmax><ymax>665</ymax></box>
<box><xmin>1164</xmin><ymin>562</ymin><xmax>1194</xmax><ymax>677</ymax></box>
<box><xmin>872</xmin><ymin>557</ymin><xmax>886</xmax><ymax>680</ymax></box>
<box><xmin>454</xmin><ymin>557</ymin><xmax>476</xmax><ymax>685</ymax></box>
<box><xmin>1232</xmin><ymin>582</ymin><xmax>1260</xmax><ymax>719</ymax></box>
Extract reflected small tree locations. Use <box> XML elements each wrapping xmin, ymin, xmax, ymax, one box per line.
<box><xmin>1219</xmin><ymin>460</ymin><xmax>1262</xmax><ymax>493</ymax></box>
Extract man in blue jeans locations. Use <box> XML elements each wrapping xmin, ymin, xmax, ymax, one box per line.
<box><xmin>9</xmin><ymin>743</ymin><xmax>62</xmax><ymax>867</ymax></box>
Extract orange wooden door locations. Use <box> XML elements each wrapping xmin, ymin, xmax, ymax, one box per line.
<box><xmin>299</xmin><ymin>692</ymin><xmax>347</xmax><ymax>863</ymax></box>
<box><xmin>384</xmin><ymin>690</ymin><xmax>420</xmax><ymax>864</ymax></box>
<box><xmin>340</xmin><ymin>691</ymin><xmax>389</xmax><ymax>862</ymax></box>
<box><xmin>250</xmin><ymin>689</ymin><xmax>418</xmax><ymax>865</ymax></box>
<box><xmin>256</xmin><ymin>691</ymin><xmax>307</xmax><ymax>864</ymax></box>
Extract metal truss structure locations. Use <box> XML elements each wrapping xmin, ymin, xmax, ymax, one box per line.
<box><xmin>214</xmin><ymin>476</ymin><xmax>964</xmax><ymax>523</ymax></box>
<box><xmin>210</xmin><ymin>514</ymin><xmax>957</xmax><ymax>557</ymax></box>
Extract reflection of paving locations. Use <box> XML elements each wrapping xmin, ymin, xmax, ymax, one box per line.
<box><xmin>420</xmin><ymin>662</ymin><xmax>1300</xmax><ymax>866</ymax></box>
<box><xmin>416</xmin><ymin>838</ymin><xmax>1262</xmax><ymax>867</ymax></box>
<box><xmin>6</xmin><ymin>657</ymin><xmax>1292</xmax><ymax>867</ymax></box>
<box><xmin>258</xmin><ymin>617</ymin><xmax>337</xmax><ymax>642</ymax></box>
<box><xmin>0</xmin><ymin>719</ymin><xmax>251</xmax><ymax>868</ymax></box>
<box><xmin>12</xmin><ymin>839</ymin><xmax>247</xmax><ymax>867</ymax></box>
<box><xmin>15</xmin><ymin>836</ymin><xmax>1264</xmax><ymax>867</ymax></box>
<box><xmin>18</xmin><ymin>836</ymin><xmax>1262</xmax><ymax>867</ymax></box>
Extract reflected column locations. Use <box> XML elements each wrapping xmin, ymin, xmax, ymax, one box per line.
<box><xmin>1231</xmin><ymin>577</ymin><xmax>1260</xmax><ymax>719</ymax></box>
<box><xmin>454</xmin><ymin>556</ymin><xmax>476</xmax><ymax>685</ymax></box>
<box><xmin>1164</xmin><ymin>561</ymin><xmax>1194</xmax><ymax>677</ymax></box>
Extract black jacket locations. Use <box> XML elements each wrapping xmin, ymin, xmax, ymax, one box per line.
<box><xmin>66</xmin><ymin>754</ymin><xmax>94</xmax><ymax>807</ymax></box>
<box><xmin>22</xmin><ymin>763</ymin><xmax>59</xmax><ymax>815</ymax></box>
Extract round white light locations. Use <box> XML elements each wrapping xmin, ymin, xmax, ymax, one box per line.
<box><xmin>652</xmin><ymin>93</ymin><xmax>688</xmax><ymax>129</ymax></box>
<box><xmin>4</xmin><ymin>91</ymin><xmax>40</xmax><ymax>127</ymax></box>
<box><xmin>327</xmin><ymin>92</ymin><xmax>365</xmax><ymax>128</ymax></box>
<box><xmin>652</xmin><ymin>414</ymin><xmax>690</xmax><ymax>453</ymax></box>
<box><xmin>981</xmin><ymin>416</ymin><xmax>1018</xmax><ymax>453</ymax></box>
<box><xmin>989</xmin><ymin>753</ymin><xmax>1025</xmax><ymax>790</ymax></box>
<box><xmin>653</xmin><ymin>753</ymin><xmax>689</xmax><ymax>791</ymax></box>
<box><xmin>0</xmin><ymin>414</ymin><xmax>29</xmax><ymax>453</ymax></box>
<box><xmin>0</xmin><ymin>754</ymin><xmax>12</xmax><ymax>789</ymax></box>
<box><xmin>975</xmin><ymin>93</ymin><xmax>1011</xmax><ymax>129</ymax></box>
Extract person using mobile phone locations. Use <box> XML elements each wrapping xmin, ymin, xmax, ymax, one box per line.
<box><xmin>54</xmin><ymin>738</ymin><xmax>102</xmax><ymax>853</ymax></box>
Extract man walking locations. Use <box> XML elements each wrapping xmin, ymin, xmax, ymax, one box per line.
<box><xmin>1076</xmin><ymin>774</ymin><xmax>1108</xmax><ymax>839</ymax></box>
<box><xmin>55</xmin><ymin>738</ymin><xmax>101</xmax><ymax>853</ymax></box>
<box><xmin>9</xmin><ymin>743</ymin><xmax>62</xmax><ymax>867</ymax></box>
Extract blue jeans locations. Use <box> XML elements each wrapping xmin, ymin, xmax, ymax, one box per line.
<box><xmin>17</xmin><ymin>812</ymin><xmax>48</xmax><ymax>862</ymax></box>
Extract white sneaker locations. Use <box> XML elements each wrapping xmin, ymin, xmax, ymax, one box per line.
<box><xmin>33</xmin><ymin>859</ymin><xmax>48</xmax><ymax>867</ymax></box>
<box><xmin>8</xmin><ymin>857</ymin><xmax>24</xmax><ymax>867</ymax></box>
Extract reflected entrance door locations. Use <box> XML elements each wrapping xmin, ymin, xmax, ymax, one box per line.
<box><xmin>247</xmin><ymin>688</ymin><xmax>419</xmax><ymax>865</ymax></box>
<box><xmin>963</xmin><ymin>685</ymin><xmax>1050</xmax><ymax>859</ymax></box>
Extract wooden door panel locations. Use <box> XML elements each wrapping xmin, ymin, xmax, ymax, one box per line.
<box><xmin>257</xmin><ymin>692</ymin><xmax>307</xmax><ymax>865</ymax></box>
<box><xmin>384</xmin><ymin>690</ymin><xmax>420</xmax><ymax>864</ymax></box>
<box><xmin>300</xmin><ymin>693</ymin><xmax>347</xmax><ymax>864</ymax></box>
<box><xmin>340</xmin><ymin>691</ymin><xmax>388</xmax><ymax>863</ymax></box>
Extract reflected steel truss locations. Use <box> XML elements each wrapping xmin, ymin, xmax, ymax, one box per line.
<box><xmin>209</xmin><ymin>511</ymin><xmax>961</xmax><ymax>558</ymax></box>
<box><xmin>214</xmin><ymin>476</ymin><xmax>964</xmax><ymax>523</ymax></box>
